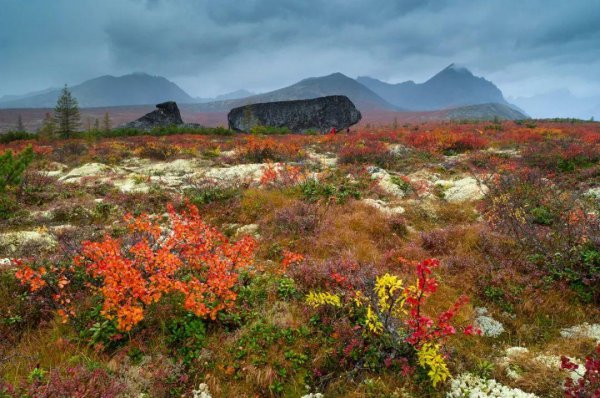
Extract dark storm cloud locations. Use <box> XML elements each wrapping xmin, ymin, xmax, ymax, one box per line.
<box><xmin>0</xmin><ymin>0</ymin><xmax>599</xmax><ymax>98</ymax></box>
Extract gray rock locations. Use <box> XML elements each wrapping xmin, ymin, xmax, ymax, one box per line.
<box><xmin>122</xmin><ymin>101</ymin><xmax>184</xmax><ymax>130</ymax></box>
<box><xmin>227</xmin><ymin>95</ymin><xmax>361</xmax><ymax>132</ymax></box>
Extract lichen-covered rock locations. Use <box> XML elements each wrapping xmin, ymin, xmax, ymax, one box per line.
<box><xmin>306</xmin><ymin>150</ymin><xmax>338</xmax><ymax>168</ymax></box>
<box><xmin>203</xmin><ymin>163</ymin><xmax>267</xmax><ymax>183</ymax></box>
<box><xmin>0</xmin><ymin>230</ymin><xmax>57</xmax><ymax>254</ymax></box>
<box><xmin>112</xmin><ymin>178</ymin><xmax>151</xmax><ymax>193</ymax></box>
<box><xmin>361</xmin><ymin>198</ymin><xmax>405</xmax><ymax>216</ymax></box>
<box><xmin>228</xmin><ymin>95</ymin><xmax>361</xmax><ymax>132</ymax></box>
<box><xmin>367</xmin><ymin>166</ymin><xmax>408</xmax><ymax>197</ymax></box>
<box><xmin>128</xmin><ymin>158</ymin><xmax>204</xmax><ymax>176</ymax></box>
<box><xmin>122</xmin><ymin>101</ymin><xmax>184</xmax><ymax>131</ymax></box>
<box><xmin>235</xmin><ymin>224</ymin><xmax>260</xmax><ymax>239</ymax></box>
<box><xmin>59</xmin><ymin>163</ymin><xmax>120</xmax><ymax>182</ymax></box>
<box><xmin>436</xmin><ymin>177</ymin><xmax>488</xmax><ymax>202</ymax></box>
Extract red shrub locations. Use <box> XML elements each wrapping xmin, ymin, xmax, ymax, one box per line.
<box><xmin>561</xmin><ymin>345</ymin><xmax>600</xmax><ymax>397</ymax></box>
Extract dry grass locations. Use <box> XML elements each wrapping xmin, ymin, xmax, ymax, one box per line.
<box><xmin>1</xmin><ymin>318</ymin><xmax>101</xmax><ymax>384</ymax></box>
<box><xmin>307</xmin><ymin>200</ymin><xmax>400</xmax><ymax>264</ymax></box>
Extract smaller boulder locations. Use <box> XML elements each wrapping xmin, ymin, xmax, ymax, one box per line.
<box><xmin>122</xmin><ymin>101</ymin><xmax>184</xmax><ymax>130</ymax></box>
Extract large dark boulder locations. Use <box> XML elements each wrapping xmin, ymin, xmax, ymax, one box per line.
<box><xmin>122</xmin><ymin>101</ymin><xmax>184</xmax><ymax>130</ymax></box>
<box><xmin>227</xmin><ymin>95</ymin><xmax>362</xmax><ymax>132</ymax></box>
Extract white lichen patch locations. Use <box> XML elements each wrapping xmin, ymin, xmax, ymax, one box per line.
<box><xmin>475</xmin><ymin>307</ymin><xmax>504</xmax><ymax>337</ymax></box>
<box><xmin>560</xmin><ymin>323</ymin><xmax>600</xmax><ymax>343</ymax></box>
<box><xmin>361</xmin><ymin>198</ymin><xmax>405</xmax><ymax>216</ymax></box>
<box><xmin>447</xmin><ymin>373</ymin><xmax>538</xmax><ymax>398</ymax></box>
<box><xmin>191</xmin><ymin>383</ymin><xmax>212</xmax><ymax>398</ymax></box>
<box><xmin>585</xmin><ymin>187</ymin><xmax>600</xmax><ymax>199</ymax></box>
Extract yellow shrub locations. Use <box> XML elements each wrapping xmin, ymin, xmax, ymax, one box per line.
<box><xmin>417</xmin><ymin>342</ymin><xmax>450</xmax><ymax>387</ymax></box>
<box><xmin>305</xmin><ymin>291</ymin><xmax>341</xmax><ymax>308</ymax></box>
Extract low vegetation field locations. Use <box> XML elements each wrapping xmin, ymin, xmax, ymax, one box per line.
<box><xmin>0</xmin><ymin>119</ymin><xmax>599</xmax><ymax>397</ymax></box>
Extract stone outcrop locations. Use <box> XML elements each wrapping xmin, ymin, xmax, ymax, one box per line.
<box><xmin>227</xmin><ymin>95</ymin><xmax>361</xmax><ymax>132</ymax></box>
<box><xmin>122</xmin><ymin>101</ymin><xmax>184</xmax><ymax>130</ymax></box>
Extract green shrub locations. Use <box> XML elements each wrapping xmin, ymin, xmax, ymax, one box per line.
<box><xmin>530</xmin><ymin>206</ymin><xmax>554</xmax><ymax>225</ymax></box>
<box><xmin>185</xmin><ymin>184</ymin><xmax>240</xmax><ymax>206</ymax></box>
<box><xmin>76</xmin><ymin>125</ymin><xmax>233</xmax><ymax>140</ymax></box>
<box><xmin>0</xmin><ymin>194</ymin><xmax>17</xmax><ymax>220</ymax></box>
<box><xmin>0</xmin><ymin>146</ymin><xmax>34</xmax><ymax>193</ymax></box>
<box><xmin>485</xmin><ymin>170</ymin><xmax>600</xmax><ymax>302</ymax></box>
<box><xmin>390</xmin><ymin>175</ymin><xmax>413</xmax><ymax>194</ymax></box>
<box><xmin>76</xmin><ymin>302</ymin><xmax>125</xmax><ymax>351</ymax></box>
<box><xmin>167</xmin><ymin>312</ymin><xmax>206</xmax><ymax>366</ymax></box>
<box><xmin>277</xmin><ymin>277</ymin><xmax>298</xmax><ymax>300</ymax></box>
<box><xmin>0</xmin><ymin>131</ymin><xmax>37</xmax><ymax>144</ymax></box>
<box><xmin>299</xmin><ymin>177</ymin><xmax>360</xmax><ymax>204</ymax></box>
<box><xmin>0</xmin><ymin>146</ymin><xmax>34</xmax><ymax>219</ymax></box>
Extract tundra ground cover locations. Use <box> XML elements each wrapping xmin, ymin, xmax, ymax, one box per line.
<box><xmin>0</xmin><ymin>119</ymin><xmax>599</xmax><ymax>397</ymax></box>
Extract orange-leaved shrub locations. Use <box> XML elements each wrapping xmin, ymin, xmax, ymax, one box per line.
<box><xmin>16</xmin><ymin>203</ymin><xmax>256</xmax><ymax>331</ymax></box>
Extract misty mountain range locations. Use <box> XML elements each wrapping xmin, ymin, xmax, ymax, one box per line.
<box><xmin>1</xmin><ymin>65</ymin><xmax>596</xmax><ymax>120</ymax></box>
<box><xmin>0</xmin><ymin>73</ymin><xmax>194</xmax><ymax>108</ymax></box>
<box><xmin>357</xmin><ymin>64</ymin><xmax>508</xmax><ymax>110</ymax></box>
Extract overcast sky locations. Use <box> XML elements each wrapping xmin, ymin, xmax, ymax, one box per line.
<box><xmin>1</xmin><ymin>0</ymin><xmax>599</xmax><ymax>99</ymax></box>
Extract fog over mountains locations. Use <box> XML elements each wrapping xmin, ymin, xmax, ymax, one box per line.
<box><xmin>0</xmin><ymin>73</ymin><xmax>194</xmax><ymax>108</ymax></box>
<box><xmin>509</xmin><ymin>89</ymin><xmax>600</xmax><ymax>120</ymax></box>
<box><xmin>5</xmin><ymin>64</ymin><xmax>599</xmax><ymax>120</ymax></box>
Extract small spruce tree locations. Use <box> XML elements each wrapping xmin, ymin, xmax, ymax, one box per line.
<box><xmin>16</xmin><ymin>115</ymin><xmax>25</xmax><ymax>132</ymax></box>
<box><xmin>39</xmin><ymin>112</ymin><xmax>57</xmax><ymax>139</ymax></box>
<box><xmin>102</xmin><ymin>112</ymin><xmax>112</xmax><ymax>132</ymax></box>
<box><xmin>85</xmin><ymin>116</ymin><xmax>94</xmax><ymax>131</ymax></box>
<box><xmin>54</xmin><ymin>84</ymin><xmax>81</xmax><ymax>137</ymax></box>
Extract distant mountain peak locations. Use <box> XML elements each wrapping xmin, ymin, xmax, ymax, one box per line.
<box><xmin>445</xmin><ymin>63</ymin><xmax>471</xmax><ymax>74</ymax></box>
<box><xmin>430</xmin><ymin>63</ymin><xmax>477</xmax><ymax>82</ymax></box>
<box><xmin>327</xmin><ymin>72</ymin><xmax>349</xmax><ymax>78</ymax></box>
<box><xmin>302</xmin><ymin>72</ymin><xmax>351</xmax><ymax>83</ymax></box>
<box><xmin>357</xmin><ymin>64</ymin><xmax>507</xmax><ymax>111</ymax></box>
